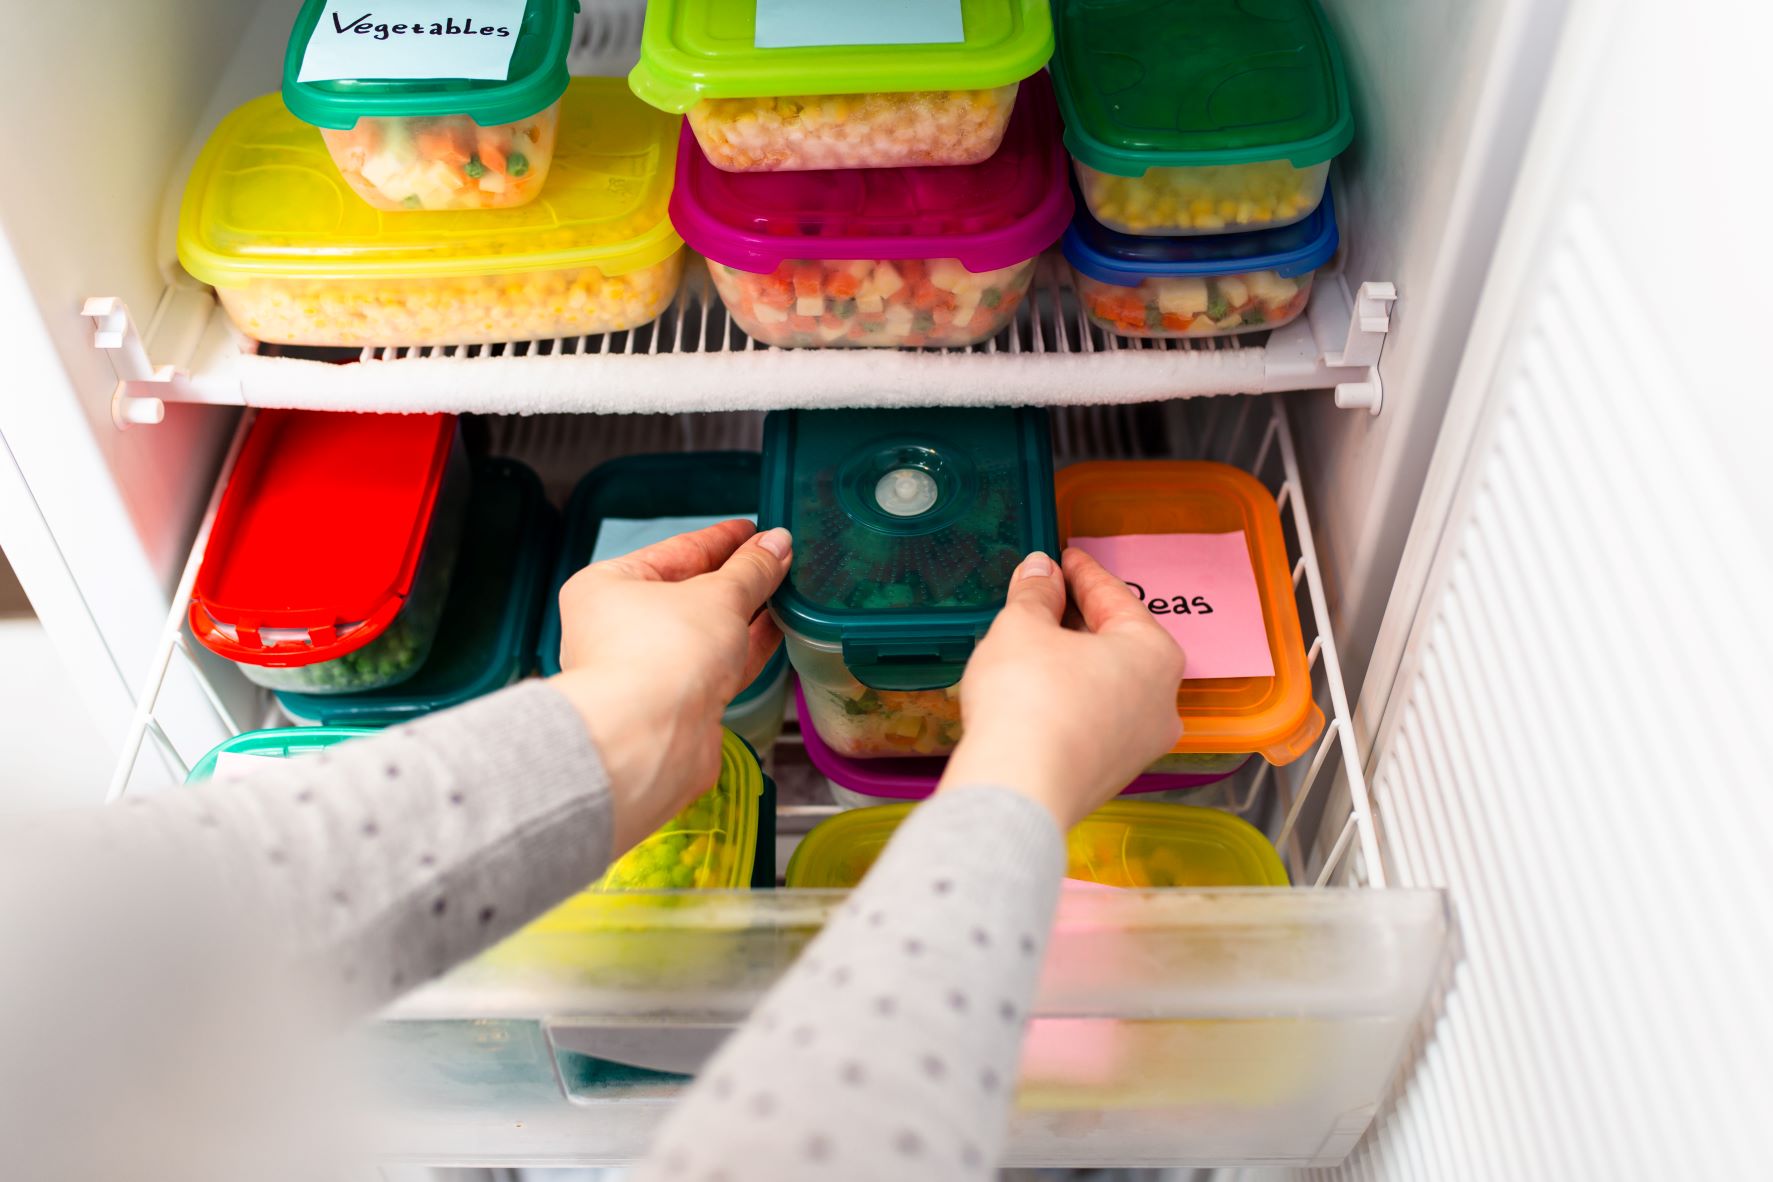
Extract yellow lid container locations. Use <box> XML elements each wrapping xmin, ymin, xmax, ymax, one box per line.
<box><xmin>786</xmin><ymin>799</ymin><xmax>1287</xmax><ymax>889</ymax></box>
<box><xmin>178</xmin><ymin>77</ymin><xmax>684</xmax><ymax>347</ymax></box>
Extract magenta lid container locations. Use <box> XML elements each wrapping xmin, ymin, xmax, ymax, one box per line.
<box><xmin>670</xmin><ymin>72</ymin><xmax>1073</xmax><ymax>275</ymax></box>
<box><xmin>795</xmin><ymin>682</ymin><xmax>1242</xmax><ymax>800</ymax></box>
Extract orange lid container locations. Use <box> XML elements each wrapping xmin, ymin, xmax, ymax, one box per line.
<box><xmin>1054</xmin><ymin>461</ymin><xmax>1324</xmax><ymax>766</ymax></box>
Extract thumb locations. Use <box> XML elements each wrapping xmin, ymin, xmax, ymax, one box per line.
<box><xmin>700</xmin><ymin>527</ymin><xmax>793</xmax><ymax>618</ymax></box>
<box><xmin>999</xmin><ymin>551</ymin><xmax>1066</xmax><ymax>624</ymax></box>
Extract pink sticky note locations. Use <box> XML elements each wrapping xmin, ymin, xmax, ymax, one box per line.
<box><xmin>1068</xmin><ymin>532</ymin><xmax>1275</xmax><ymax>680</ymax></box>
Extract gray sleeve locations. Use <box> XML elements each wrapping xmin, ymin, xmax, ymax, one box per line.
<box><xmin>635</xmin><ymin>786</ymin><xmax>1067</xmax><ymax>1182</ymax></box>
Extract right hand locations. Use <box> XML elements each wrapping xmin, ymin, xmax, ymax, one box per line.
<box><xmin>937</xmin><ymin>548</ymin><xmax>1187</xmax><ymax>830</ymax></box>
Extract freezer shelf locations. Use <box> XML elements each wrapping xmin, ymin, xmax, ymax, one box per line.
<box><xmin>368</xmin><ymin>889</ymin><xmax>1446</xmax><ymax>1169</ymax></box>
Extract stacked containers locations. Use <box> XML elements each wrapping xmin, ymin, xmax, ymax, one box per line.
<box><xmin>276</xmin><ymin>458</ymin><xmax>556</xmax><ymax>726</ymax></box>
<box><xmin>536</xmin><ymin>453</ymin><xmax>791</xmax><ymax>756</ymax></box>
<box><xmin>630</xmin><ymin>0</ymin><xmax>1054</xmax><ymax>173</ymax></box>
<box><xmin>1054</xmin><ymin>461</ymin><xmax>1324</xmax><ymax>774</ymax></box>
<box><xmin>191</xmin><ymin>411</ymin><xmax>471</xmax><ymax>695</ymax></box>
<box><xmin>1050</xmin><ymin>0</ymin><xmax>1351</xmax><ymax>236</ymax></box>
<box><xmin>282</xmin><ymin>0</ymin><xmax>580</xmax><ymax>211</ymax></box>
<box><xmin>179</xmin><ymin>79</ymin><xmax>684</xmax><ymax>347</ymax></box>
<box><xmin>1064</xmin><ymin>191</ymin><xmax>1339</xmax><ymax>339</ymax></box>
<box><xmin>672</xmin><ymin>74</ymin><xmax>1074</xmax><ymax>349</ymax></box>
<box><xmin>760</xmin><ymin>407</ymin><xmax>1055</xmax><ymax>759</ymax></box>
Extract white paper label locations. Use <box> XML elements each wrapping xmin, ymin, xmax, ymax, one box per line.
<box><xmin>212</xmin><ymin>750</ymin><xmax>283</xmax><ymax>782</ymax></box>
<box><xmin>297</xmin><ymin>0</ymin><xmax>528</xmax><ymax>83</ymax></box>
<box><xmin>754</xmin><ymin>0</ymin><xmax>964</xmax><ymax>49</ymax></box>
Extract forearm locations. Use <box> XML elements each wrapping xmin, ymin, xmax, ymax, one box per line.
<box><xmin>636</xmin><ymin>786</ymin><xmax>1066</xmax><ymax>1182</ymax></box>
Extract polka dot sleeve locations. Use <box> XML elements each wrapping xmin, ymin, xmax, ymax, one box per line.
<box><xmin>635</xmin><ymin>786</ymin><xmax>1067</xmax><ymax>1182</ymax></box>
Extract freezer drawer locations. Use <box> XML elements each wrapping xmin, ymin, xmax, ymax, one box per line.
<box><xmin>365</xmin><ymin>888</ymin><xmax>1445</xmax><ymax>1168</ymax></box>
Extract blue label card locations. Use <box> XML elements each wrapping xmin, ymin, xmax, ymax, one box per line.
<box><xmin>754</xmin><ymin>0</ymin><xmax>965</xmax><ymax>49</ymax></box>
<box><xmin>591</xmin><ymin>515</ymin><xmax>756</xmax><ymax>564</ymax></box>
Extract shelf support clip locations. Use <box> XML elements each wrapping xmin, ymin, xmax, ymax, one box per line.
<box><xmin>81</xmin><ymin>290</ymin><xmax>221</xmax><ymax>428</ymax></box>
<box><xmin>1324</xmin><ymin>281</ymin><xmax>1396</xmax><ymax>413</ymax></box>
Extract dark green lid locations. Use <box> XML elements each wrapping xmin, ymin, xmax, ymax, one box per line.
<box><xmin>277</xmin><ymin>458</ymin><xmax>555</xmax><ymax>726</ymax></box>
<box><xmin>186</xmin><ymin>725</ymin><xmax>378</xmax><ymax>783</ymax></box>
<box><xmin>282</xmin><ymin>0</ymin><xmax>579</xmax><ymax>129</ymax></box>
<box><xmin>760</xmin><ymin>408</ymin><xmax>1056</xmax><ymax>692</ymax></box>
<box><xmin>1051</xmin><ymin>0</ymin><xmax>1353</xmax><ymax>175</ymax></box>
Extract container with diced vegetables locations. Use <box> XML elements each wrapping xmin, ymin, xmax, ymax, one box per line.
<box><xmin>1065</xmin><ymin>190</ymin><xmax>1338</xmax><ymax>339</ymax></box>
<box><xmin>630</xmin><ymin>0</ymin><xmax>1052</xmax><ymax>173</ymax></box>
<box><xmin>536</xmin><ymin>453</ymin><xmax>792</xmax><ymax>756</ymax></box>
<box><xmin>275</xmin><ymin>458</ymin><xmax>556</xmax><ymax>726</ymax></box>
<box><xmin>1051</xmin><ymin>0</ymin><xmax>1351</xmax><ymax>236</ymax></box>
<box><xmin>1055</xmin><ymin>461</ymin><xmax>1325</xmax><ymax>774</ymax></box>
<box><xmin>179</xmin><ymin>79</ymin><xmax>684</xmax><ymax>347</ymax></box>
<box><xmin>191</xmin><ymin>411</ymin><xmax>471</xmax><ymax>695</ymax></box>
<box><xmin>760</xmin><ymin>407</ymin><xmax>1056</xmax><ymax>759</ymax></box>
<box><xmin>672</xmin><ymin>73</ymin><xmax>1072</xmax><ymax>350</ymax></box>
<box><xmin>281</xmin><ymin>0</ymin><xmax>577</xmax><ymax>211</ymax></box>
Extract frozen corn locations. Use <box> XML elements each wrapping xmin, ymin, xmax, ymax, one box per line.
<box><xmin>1075</xmin><ymin>161</ymin><xmax>1330</xmax><ymax>236</ymax></box>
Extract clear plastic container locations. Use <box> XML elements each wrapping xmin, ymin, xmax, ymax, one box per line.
<box><xmin>179</xmin><ymin>79</ymin><xmax>684</xmax><ymax>347</ymax></box>
<box><xmin>630</xmin><ymin>0</ymin><xmax>1052</xmax><ymax>173</ymax></box>
<box><xmin>535</xmin><ymin>453</ymin><xmax>790</xmax><ymax>755</ymax></box>
<box><xmin>594</xmin><ymin>730</ymin><xmax>767</xmax><ymax>891</ymax></box>
<box><xmin>1051</xmin><ymin>0</ymin><xmax>1351</xmax><ymax>235</ymax></box>
<box><xmin>191</xmin><ymin>411</ymin><xmax>471</xmax><ymax>695</ymax></box>
<box><xmin>673</xmin><ymin>74</ymin><xmax>1071</xmax><ymax>350</ymax></box>
<box><xmin>786</xmin><ymin>800</ymin><xmax>1288</xmax><ymax>889</ymax></box>
<box><xmin>276</xmin><ymin>459</ymin><xmax>555</xmax><ymax>725</ymax></box>
<box><xmin>1065</xmin><ymin>191</ymin><xmax>1339</xmax><ymax>339</ymax></box>
<box><xmin>282</xmin><ymin>0</ymin><xmax>576</xmax><ymax>211</ymax></box>
<box><xmin>760</xmin><ymin>407</ymin><xmax>1056</xmax><ymax>759</ymax></box>
<box><xmin>1055</xmin><ymin>461</ymin><xmax>1325</xmax><ymax>769</ymax></box>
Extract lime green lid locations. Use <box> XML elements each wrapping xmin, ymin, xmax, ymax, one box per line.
<box><xmin>1052</xmin><ymin>0</ymin><xmax>1352</xmax><ymax>174</ymax></box>
<box><xmin>629</xmin><ymin>0</ymin><xmax>1054</xmax><ymax>113</ymax></box>
<box><xmin>186</xmin><ymin>725</ymin><xmax>378</xmax><ymax>783</ymax></box>
<box><xmin>787</xmin><ymin>800</ymin><xmax>1288</xmax><ymax>889</ymax></box>
<box><xmin>282</xmin><ymin>0</ymin><xmax>579</xmax><ymax>129</ymax></box>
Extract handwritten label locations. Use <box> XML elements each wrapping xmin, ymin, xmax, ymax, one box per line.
<box><xmin>592</xmin><ymin>515</ymin><xmax>756</xmax><ymax>564</ymax></box>
<box><xmin>297</xmin><ymin>0</ymin><xmax>527</xmax><ymax>83</ymax></box>
<box><xmin>1068</xmin><ymin>532</ymin><xmax>1275</xmax><ymax>680</ymax></box>
<box><xmin>755</xmin><ymin>0</ymin><xmax>964</xmax><ymax>49</ymax></box>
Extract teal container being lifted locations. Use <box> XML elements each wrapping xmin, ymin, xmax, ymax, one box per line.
<box><xmin>277</xmin><ymin>458</ymin><xmax>556</xmax><ymax>727</ymax></box>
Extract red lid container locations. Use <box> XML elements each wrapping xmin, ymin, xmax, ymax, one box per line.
<box><xmin>192</xmin><ymin>411</ymin><xmax>469</xmax><ymax>693</ymax></box>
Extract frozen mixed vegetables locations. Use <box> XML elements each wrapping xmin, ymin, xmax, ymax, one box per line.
<box><xmin>598</xmin><ymin>786</ymin><xmax>742</xmax><ymax>890</ymax></box>
<box><xmin>1075</xmin><ymin>161</ymin><xmax>1329</xmax><ymax>236</ymax></box>
<box><xmin>1076</xmin><ymin>270</ymin><xmax>1314</xmax><ymax>339</ymax></box>
<box><xmin>708</xmin><ymin>257</ymin><xmax>1033</xmax><ymax>349</ymax></box>
<box><xmin>217</xmin><ymin>254</ymin><xmax>683</xmax><ymax>347</ymax></box>
<box><xmin>320</xmin><ymin>105</ymin><xmax>559</xmax><ymax>212</ymax></box>
<box><xmin>686</xmin><ymin>85</ymin><xmax>1019</xmax><ymax>173</ymax></box>
<box><xmin>802</xmin><ymin>676</ymin><xmax>966</xmax><ymax>758</ymax></box>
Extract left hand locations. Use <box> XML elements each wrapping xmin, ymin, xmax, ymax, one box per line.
<box><xmin>550</xmin><ymin>520</ymin><xmax>792</xmax><ymax>854</ymax></box>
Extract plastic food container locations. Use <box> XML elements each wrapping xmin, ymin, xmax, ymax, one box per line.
<box><xmin>186</xmin><ymin>726</ymin><xmax>378</xmax><ymax>783</ymax></box>
<box><xmin>761</xmin><ymin>407</ymin><xmax>1056</xmax><ymax>759</ymax></box>
<box><xmin>282</xmin><ymin>0</ymin><xmax>577</xmax><ymax>211</ymax></box>
<box><xmin>787</xmin><ymin>800</ymin><xmax>1287</xmax><ymax>889</ymax></box>
<box><xmin>630</xmin><ymin>0</ymin><xmax>1052</xmax><ymax>173</ymax></box>
<box><xmin>191</xmin><ymin>411</ymin><xmax>471</xmax><ymax>695</ymax></box>
<box><xmin>795</xmin><ymin>681</ymin><xmax>1246</xmax><ymax>807</ymax></box>
<box><xmin>536</xmin><ymin>453</ymin><xmax>791</xmax><ymax>755</ymax></box>
<box><xmin>276</xmin><ymin>459</ymin><xmax>555</xmax><ymax>726</ymax></box>
<box><xmin>673</xmin><ymin>73</ymin><xmax>1072</xmax><ymax>350</ymax></box>
<box><xmin>1065</xmin><ymin>190</ymin><xmax>1338</xmax><ymax>339</ymax></box>
<box><xmin>179</xmin><ymin>78</ymin><xmax>684</xmax><ymax>347</ymax></box>
<box><xmin>1051</xmin><ymin>0</ymin><xmax>1351</xmax><ymax>235</ymax></box>
<box><xmin>1055</xmin><ymin>461</ymin><xmax>1324</xmax><ymax>773</ymax></box>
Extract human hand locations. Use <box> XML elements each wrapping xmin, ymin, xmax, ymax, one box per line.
<box><xmin>549</xmin><ymin>520</ymin><xmax>792</xmax><ymax>854</ymax></box>
<box><xmin>937</xmin><ymin>548</ymin><xmax>1186</xmax><ymax>830</ymax></box>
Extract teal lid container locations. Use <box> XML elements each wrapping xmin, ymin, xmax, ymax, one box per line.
<box><xmin>282</xmin><ymin>0</ymin><xmax>579</xmax><ymax>130</ymax></box>
<box><xmin>760</xmin><ymin>408</ymin><xmax>1056</xmax><ymax>693</ymax></box>
<box><xmin>277</xmin><ymin>458</ymin><xmax>555</xmax><ymax>727</ymax></box>
<box><xmin>186</xmin><ymin>726</ymin><xmax>378</xmax><ymax>783</ymax></box>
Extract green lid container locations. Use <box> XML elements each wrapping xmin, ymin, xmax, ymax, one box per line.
<box><xmin>277</xmin><ymin>458</ymin><xmax>556</xmax><ymax>727</ymax></box>
<box><xmin>282</xmin><ymin>0</ymin><xmax>580</xmax><ymax>129</ymax></box>
<box><xmin>186</xmin><ymin>725</ymin><xmax>378</xmax><ymax>783</ymax></box>
<box><xmin>760</xmin><ymin>408</ymin><xmax>1056</xmax><ymax>692</ymax></box>
<box><xmin>1052</xmin><ymin>0</ymin><xmax>1353</xmax><ymax>175</ymax></box>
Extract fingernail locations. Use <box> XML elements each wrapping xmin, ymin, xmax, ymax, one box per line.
<box><xmin>1019</xmin><ymin>551</ymin><xmax>1054</xmax><ymax>579</ymax></box>
<box><xmin>756</xmin><ymin>528</ymin><xmax>792</xmax><ymax>560</ymax></box>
